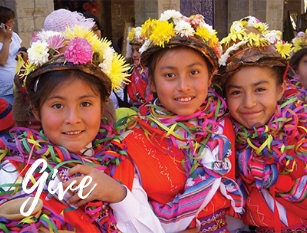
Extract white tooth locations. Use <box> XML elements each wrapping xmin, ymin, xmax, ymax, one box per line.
<box><xmin>66</xmin><ymin>131</ymin><xmax>81</xmax><ymax>135</ymax></box>
<box><xmin>177</xmin><ymin>97</ymin><xmax>192</xmax><ymax>101</ymax></box>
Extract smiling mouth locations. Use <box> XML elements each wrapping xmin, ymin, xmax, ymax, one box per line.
<box><xmin>64</xmin><ymin>131</ymin><xmax>83</xmax><ymax>135</ymax></box>
<box><xmin>175</xmin><ymin>97</ymin><xmax>194</xmax><ymax>102</ymax></box>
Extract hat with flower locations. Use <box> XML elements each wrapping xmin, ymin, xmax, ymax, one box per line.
<box><xmin>215</xmin><ymin>16</ymin><xmax>292</xmax><ymax>87</ymax></box>
<box><xmin>127</xmin><ymin>26</ymin><xmax>145</xmax><ymax>45</ymax></box>
<box><xmin>138</xmin><ymin>10</ymin><xmax>222</xmax><ymax>72</ymax></box>
<box><xmin>44</xmin><ymin>9</ymin><xmax>95</xmax><ymax>32</ymax></box>
<box><xmin>17</xmin><ymin>25</ymin><xmax>130</xmax><ymax>99</ymax></box>
<box><xmin>290</xmin><ymin>30</ymin><xmax>307</xmax><ymax>70</ymax></box>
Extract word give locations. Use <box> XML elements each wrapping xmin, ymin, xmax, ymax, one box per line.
<box><xmin>20</xmin><ymin>158</ymin><xmax>96</xmax><ymax>216</ymax></box>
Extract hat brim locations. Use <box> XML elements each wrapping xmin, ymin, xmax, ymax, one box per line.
<box><xmin>26</xmin><ymin>55</ymin><xmax>112</xmax><ymax>97</ymax></box>
<box><xmin>141</xmin><ymin>36</ymin><xmax>218</xmax><ymax>71</ymax></box>
<box><xmin>215</xmin><ymin>46</ymin><xmax>288</xmax><ymax>87</ymax></box>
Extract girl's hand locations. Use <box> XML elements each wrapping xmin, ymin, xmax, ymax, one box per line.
<box><xmin>63</xmin><ymin>164</ymin><xmax>127</xmax><ymax>207</ymax></box>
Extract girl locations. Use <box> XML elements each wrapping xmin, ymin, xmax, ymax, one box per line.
<box><xmin>0</xmin><ymin>26</ymin><xmax>164</xmax><ymax>233</ymax></box>
<box><xmin>290</xmin><ymin>30</ymin><xmax>307</xmax><ymax>89</ymax></box>
<box><xmin>126</xmin><ymin>26</ymin><xmax>151</xmax><ymax>107</ymax></box>
<box><xmin>116</xmin><ymin>10</ymin><xmax>243</xmax><ymax>233</ymax></box>
<box><xmin>216</xmin><ymin>16</ymin><xmax>307</xmax><ymax>232</ymax></box>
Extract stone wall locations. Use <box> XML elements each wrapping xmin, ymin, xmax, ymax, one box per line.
<box><xmin>1</xmin><ymin>0</ymin><xmax>53</xmax><ymax>47</ymax></box>
<box><xmin>0</xmin><ymin>0</ymin><xmax>303</xmax><ymax>48</ymax></box>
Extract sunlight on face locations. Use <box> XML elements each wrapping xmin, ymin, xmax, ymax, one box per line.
<box><xmin>34</xmin><ymin>79</ymin><xmax>103</xmax><ymax>154</ymax></box>
<box><xmin>150</xmin><ymin>47</ymin><xmax>211</xmax><ymax>116</ymax></box>
<box><xmin>225</xmin><ymin>66</ymin><xmax>285</xmax><ymax>129</ymax></box>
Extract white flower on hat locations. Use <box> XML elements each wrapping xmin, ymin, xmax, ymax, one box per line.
<box><xmin>263</xmin><ymin>30</ymin><xmax>282</xmax><ymax>44</ymax></box>
<box><xmin>27</xmin><ymin>41</ymin><xmax>49</xmax><ymax>66</ymax></box>
<box><xmin>134</xmin><ymin>27</ymin><xmax>142</xmax><ymax>39</ymax></box>
<box><xmin>219</xmin><ymin>40</ymin><xmax>248</xmax><ymax>66</ymax></box>
<box><xmin>140</xmin><ymin>39</ymin><xmax>152</xmax><ymax>54</ymax></box>
<box><xmin>32</xmin><ymin>30</ymin><xmax>62</xmax><ymax>43</ymax></box>
<box><xmin>99</xmin><ymin>46</ymin><xmax>114</xmax><ymax>75</ymax></box>
<box><xmin>160</xmin><ymin>9</ymin><xmax>182</xmax><ymax>23</ymax></box>
<box><xmin>175</xmin><ymin>20</ymin><xmax>195</xmax><ymax>37</ymax></box>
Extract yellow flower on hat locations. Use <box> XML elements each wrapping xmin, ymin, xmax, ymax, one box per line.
<box><xmin>139</xmin><ymin>10</ymin><xmax>221</xmax><ymax>60</ymax></box>
<box><xmin>149</xmin><ymin>21</ymin><xmax>175</xmax><ymax>47</ymax></box>
<box><xmin>219</xmin><ymin>16</ymin><xmax>292</xmax><ymax>66</ymax></box>
<box><xmin>275</xmin><ymin>41</ymin><xmax>292</xmax><ymax>58</ymax></box>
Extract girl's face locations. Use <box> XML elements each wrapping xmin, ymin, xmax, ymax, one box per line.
<box><xmin>225</xmin><ymin>66</ymin><xmax>286</xmax><ymax>129</ymax></box>
<box><xmin>131</xmin><ymin>44</ymin><xmax>141</xmax><ymax>65</ymax></box>
<box><xmin>296</xmin><ymin>54</ymin><xmax>307</xmax><ymax>89</ymax></box>
<box><xmin>150</xmin><ymin>47</ymin><xmax>211</xmax><ymax>116</ymax></box>
<box><xmin>91</xmin><ymin>23</ymin><xmax>101</xmax><ymax>39</ymax></box>
<box><xmin>33</xmin><ymin>79</ymin><xmax>103</xmax><ymax>154</ymax></box>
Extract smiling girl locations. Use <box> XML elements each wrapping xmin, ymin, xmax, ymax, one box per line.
<box><xmin>216</xmin><ymin>16</ymin><xmax>307</xmax><ymax>232</ymax></box>
<box><xmin>116</xmin><ymin>10</ymin><xmax>243</xmax><ymax>233</ymax></box>
<box><xmin>0</xmin><ymin>26</ymin><xmax>164</xmax><ymax>233</ymax></box>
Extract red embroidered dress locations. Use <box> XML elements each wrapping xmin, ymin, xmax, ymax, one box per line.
<box><xmin>117</xmin><ymin>89</ymin><xmax>244</xmax><ymax>233</ymax></box>
<box><xmin>234</xmin><ymin>86</ymin><xmax>307</xmax><ymax>232</ymax></box>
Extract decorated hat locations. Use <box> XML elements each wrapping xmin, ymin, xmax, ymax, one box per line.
<box><xmin>215</xmin><ymin>16</ymin><xmax>292</xmax><ymax>87</ymax></box>
<box><xmin>290</xmin><ymin>30</ymin><xmax>307</xmax><ymax>70</ymax></box>
<box><xmin>44</xmin><ymin>9</ymin><xmax>95</xmax><ymax>32</ymax></box>
<box><xmin>127</xmin><ymin>26</ymin><xmax>145</xmax><ymax>45</ymax></box>
<box><xmin>138</xmin><ymin>10</ymin><xmax>222</xmax><ymax>72</ymax></box>
<box><xmin>0</xmin><ymin>98</ymin><xmax>15</xmax><ymax>131</ymax></box>
<box><xmin>17</xmin><ymin>25</ymin><xmax>130</xmax><ymax>99</ymax></box>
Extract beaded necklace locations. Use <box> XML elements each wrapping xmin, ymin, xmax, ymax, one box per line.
<box><xmin>0</xmin><ymin>120</ymin><xmax>127</xmax><ymax>232</ymax></box>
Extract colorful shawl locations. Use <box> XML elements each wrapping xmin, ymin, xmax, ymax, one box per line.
<box><xmin>0</xmin><ymin>120</ymin><xmax>129</xmax><ymax>233</ymax></box>
<box><xmin>233</xmin><ymin>86</ymin><xmax>307</xmax><ymax>230</ymax></box>
<box><xmin>116</xmin><ymin>87</ymin><xmax>243</xmax><ymax>231</ymax></box>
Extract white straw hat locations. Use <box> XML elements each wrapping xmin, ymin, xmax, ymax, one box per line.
<box><xmin>44</xmin><ymin>9</ymin><xmax>95</xmax><ymax>32</ymax></box>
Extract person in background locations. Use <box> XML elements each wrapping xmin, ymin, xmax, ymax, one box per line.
<box><xmin>82</xmin><ymin>11</ymin><xmax>131</xmax><ymax>109</ymax></box>
<box><xmin>0</xmin><ymin>98</ymin><xmax>15</xmax><ymax>140</ymax></box>
<box><xmin>0</xmin><ymin>25</ymin><xmax>165</xmax><ymax>233</ymax></box>
<box><xmin>13</xmin><ymin>9</ymin><xmax>117</xmax><ymax>129</ymax></box>
<box><xmin>215</xmin><ymin>16</ymin><xmax>307</xmax><ymax>232</ymax></box>
<box><xmin>290</xmin><ymin>30</ymin><xmax>307</xmax><ymax>89</ymax></box>
<box><xmin>116</xmin><ymin>10</ymin><xmax>243</xmax><ymax>233</ymax></box>
<box><xmin>0</xmin><ymin>6</ymin><xmax>25</xmax><ymax>105</ymax></box>
<box><xmin>126</xmin><ymin>26</ymin><xmax>152</xmax><ymax>108</ymax></box>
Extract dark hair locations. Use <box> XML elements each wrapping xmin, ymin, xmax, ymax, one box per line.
<box><xmin>146</xmin><ymin>47</ymin><xmax>213</xmax><ymax>98</ymax></box>
<box><xmin>290</xmin><ymin>47</ymin><xmax>307</xmax><ymax>71</ymax></box>
<box><xmin>82</xmin><ymin>11</ymin><xmax>103</xmax><ymax>32</ymax></box>
<box><xmin>0</xmin><ymin>6</ymin><xmax>15</xmax><ymax>24</ymax></box>
<box><xmin>27</xmin><ymin>70</ymin><xmax>106</xmax><ymax>116</ymax></box>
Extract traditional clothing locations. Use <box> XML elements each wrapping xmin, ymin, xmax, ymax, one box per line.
<box><xmin>0</xmin><ymin>123</ymin><xmax>164</xmax><ymax>232</ymax></box>
<box><xmin>215</xmin><ymin>16</ymin><xmax>307</xmax><ymax>233</ymax></box>
<box><xmin>233</xmin><ymin>89</ymin><xmax>307</xmax><ymax>232</ymax></box>
<box><xmin>117</xmin><ymin>90</ymin><xmax>243</xmax><ymax>233</ymax></box>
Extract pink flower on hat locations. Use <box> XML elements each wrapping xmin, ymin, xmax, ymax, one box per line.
<box><xmin>64</xmin><ymin>37</ymin><xmax>93</xmax><ymax>64</ymax></box>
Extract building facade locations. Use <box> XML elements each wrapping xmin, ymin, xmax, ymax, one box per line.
<box><xmin>0</xmin><ymin>0</ymin><xmax>304</xmax><ymax>54</ymax></box>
